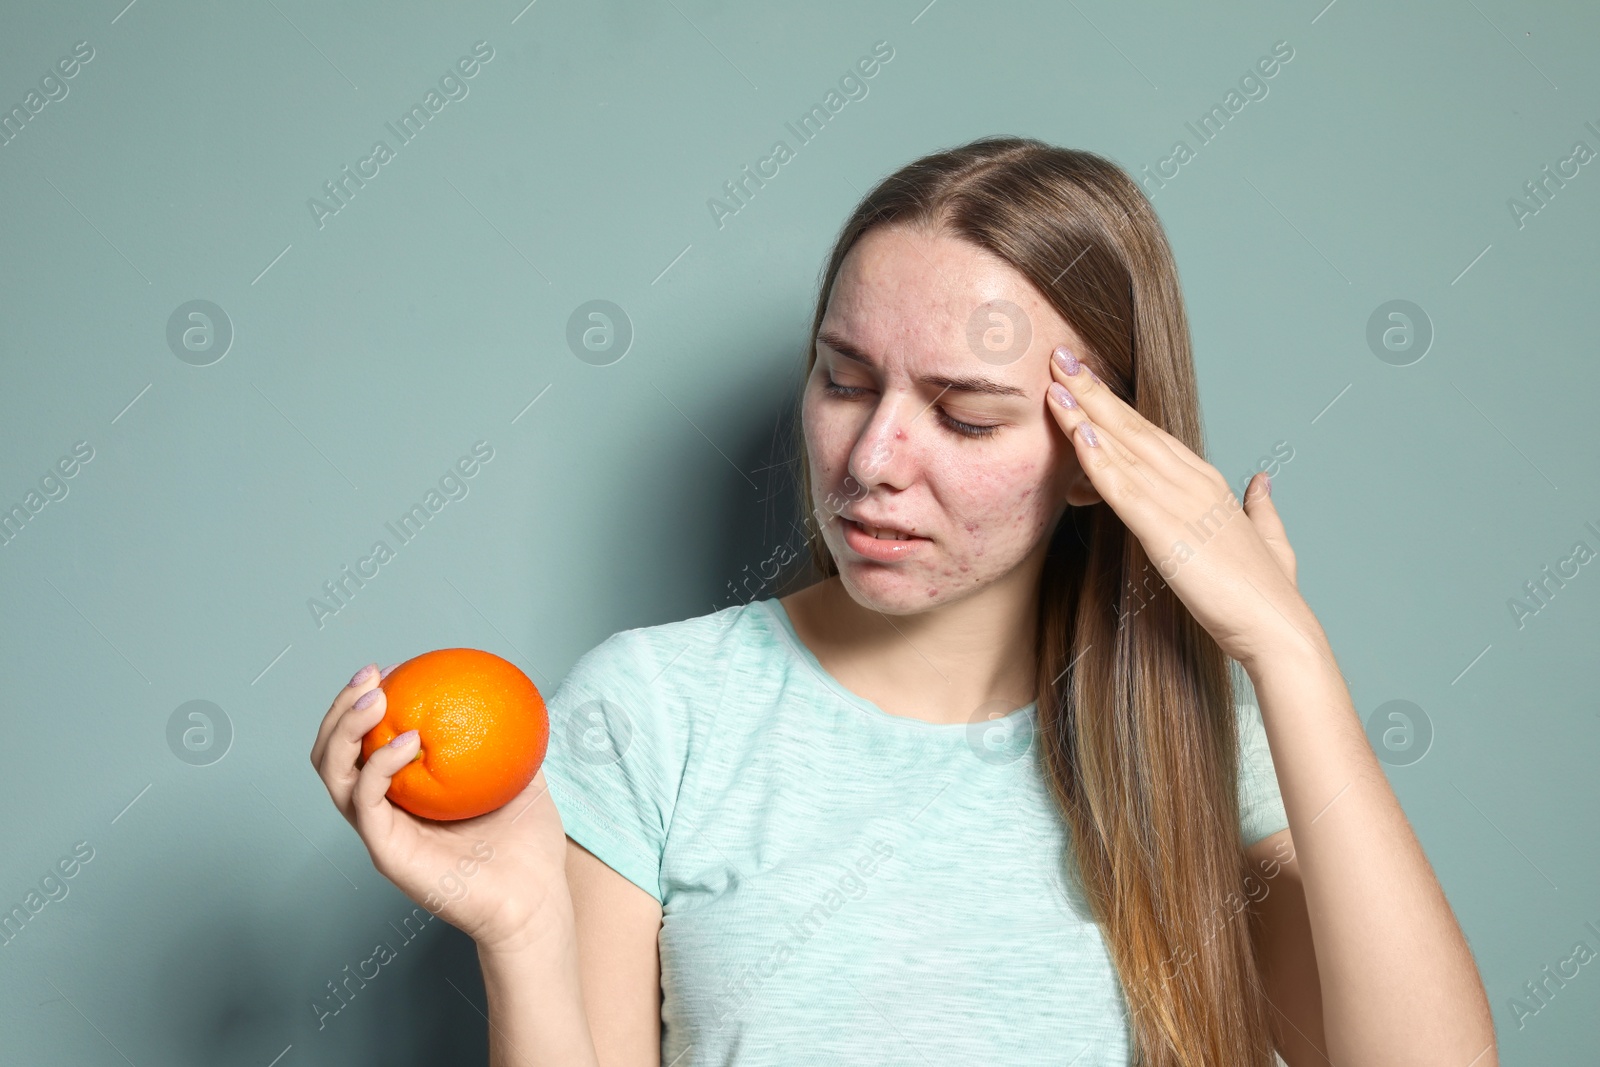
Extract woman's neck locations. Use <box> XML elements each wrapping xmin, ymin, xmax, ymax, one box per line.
<box><xmin>779</xmin><ymin>574</ymin><xmax>1040</xmax><ymax>726</ymax></box>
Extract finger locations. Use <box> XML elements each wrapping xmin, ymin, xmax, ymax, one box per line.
<box><xmin>317</xmin><ymin>684</ymin><xmax>391</xmax><ymax>824</ymax></box>
<box><xmin>1242</xmin><ymin>472</ymin><xmax>1297</xmax><ymax>586</ymax></box>
<box><xmin>352</xmin><ymin>729</ymin><xmax>424</xmax><ymax>849</ymax></box>
<box><xmin>1135</xmin><ymin>418</ymin><xmax>1218</xmax><ymax>481</ymax></box>
<box><xmin>312</xmin><ymin>663</ymin><xmax>378</xmax><ymax>768</ymax></box>
<box><xmin>1046</xmin><ymin>373</ymin><xmax>1168</xmax><ymax>502</ymax></box>
<box><xmin>311</xmin><ymin>662</ymin><xmax>398</xmax><ymax>768</ymax></box>
<box><xmin>1048</xmin><ymin>385</ymin><xmax>1161</xmax><ymax>518</ymax></box>
<box><xmin>1048</xmin><ymin>352</ymin><xmax>1232</xmax><ymax>507</ymax></box>
<box><xmin>1049</xmin><ymin>348</ymin><xmax>1193</xmax><ymax>480</ymax></box>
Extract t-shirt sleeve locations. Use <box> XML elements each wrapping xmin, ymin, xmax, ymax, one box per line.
<box><xmin>539</xmin><ymin>629</ymin><xmax>686</xmax><ymax>904</ymax></box>
<box><xmin>1235</xmin><ymin>696</ymin><xmax>1290</xmax><ymax>847</ymax></box>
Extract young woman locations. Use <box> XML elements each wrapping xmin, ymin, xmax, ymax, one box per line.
<box><xmin>312</xmin><ymin>137</ymin><xmax>1495</xmax><ymax>1066</ymax></box>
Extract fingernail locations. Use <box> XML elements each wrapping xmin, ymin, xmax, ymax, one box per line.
<box><xmin>1055</xmin><ymin>348</ymin><xmax>1082</xmax><ymax>375</ymax></box>
<box><xmin>354</xmin><ymin>688</ymin><xmax>383</xmax><ymax>712</ymax></box>
<box><xmin>347</xmin><ymin>664</ymin><xmax>375</xmax><ymax>687</ymax></box>
<box><xmin>387</xmin><ymin>729</ymin><xmax>418</xmax><ymax>750</ymax></box>
<box><xmin>1048</xmin><ymin>381</ymin><xmax>1077</xmax><ymax>409</ymax></box>
<box><xmin>379</xmin><ymin>662</ymin><xmax>400</xmax><ymax>680</ymax></box>
<box><xmin>1079</xmin><ymin>422</ymin><xmax>1099</xmax><ymax>448</ymax></box>
<box><xmin>1265</xmin><ymin>474</ymin><xmax>1273</xmax><ymax>496</ymax></box>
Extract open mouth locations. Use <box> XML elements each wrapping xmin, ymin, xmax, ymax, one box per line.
<box><xmin>837</xmin><ymin>516</ymin><xmax>930</xmax><ymax>559</ymax></box>
<box><xmin>851</xmin><ymin>520</ymin><xmax>920</xmax><ymax>541</ymax></box>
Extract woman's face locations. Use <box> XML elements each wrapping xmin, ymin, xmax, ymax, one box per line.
<box><xmin>803</xmin><ymin>223</ymin><xmax>1098</xmax><ymax>614</ymax></box>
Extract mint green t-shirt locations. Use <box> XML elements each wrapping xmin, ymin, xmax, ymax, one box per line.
<box><xmin>540</xmin><ymin>597</ymin><xmax>1289</xmax><ymax>1066</ymax></box>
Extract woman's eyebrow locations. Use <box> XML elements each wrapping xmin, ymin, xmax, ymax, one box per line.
<box><xmin>817</xmin><ymin>329</ymin><xmax>1031</xmax><ymax>398</ymax></box>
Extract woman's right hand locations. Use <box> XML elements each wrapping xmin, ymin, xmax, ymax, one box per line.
<box><xmin>310</xmin><ymin>662</ymin><xmax>573</xmax><ymax>954</ymax></box>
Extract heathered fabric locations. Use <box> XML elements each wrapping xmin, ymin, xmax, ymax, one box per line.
<box><xmin>540</xmin><ymin>597</ymin><xmax>1290</xmax><ymax>1066</ymax></box>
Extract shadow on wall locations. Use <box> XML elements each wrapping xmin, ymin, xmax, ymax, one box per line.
<box><xmin>159</xmin><ymin>886</ymin><xmax>487</xmax><ymax>1065</ymax></box>
<box><xmin>536</xmin><ymin>339</ymin><xmax>816</xmax><ymax>639</ymax></box>
<box><xmin>706</xmin><ymin>357</ymin><xmax>817</xmax><ymax>615</ymax></box>
<box><xmin>371</xmin><ymin>922</ymin><xmax>491</xmax><ymax>1065</ymax></box>
<box><xmin>156</xmin><ymin>350</ymin><xmax>815</xmax><ymax>1067</ymax></box>
<box><xmin>158</xmin><ymin>918</ymin><xmax>287</xmax><ymax>1064</ymax></box>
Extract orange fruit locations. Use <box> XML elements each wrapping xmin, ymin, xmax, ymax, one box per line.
<box><xmin>359</xmin><ymin>648</ymin><xmax>548</xmax><ymax>821</ymax></box>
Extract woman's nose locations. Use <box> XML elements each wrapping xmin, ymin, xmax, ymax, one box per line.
<box><xmin>848</xmin><ymin>399</ymin><xmax>913</xmax><ymax>487</ymax></box>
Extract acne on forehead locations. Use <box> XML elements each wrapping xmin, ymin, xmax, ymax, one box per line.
<box><xmin>838</xmin><ymin>238</ymin><xmax>1011</xmax><ymax>326</ymax></box>
<box><xmin>829</xmin><ymin>229</ymin><xmax>1077</xmax><ymax>374</ymax></box>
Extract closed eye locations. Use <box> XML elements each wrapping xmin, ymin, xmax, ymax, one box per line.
<box><xmin>822</xmin><ymin>378</ymin><xmax>1000</xmax><ymax>440</ymax></box>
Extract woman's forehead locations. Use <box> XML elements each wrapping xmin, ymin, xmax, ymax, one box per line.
<box><xmin>823</xmin><ymin>229</ymin><xmax>1079</xmax><ymax>372</ymax></box>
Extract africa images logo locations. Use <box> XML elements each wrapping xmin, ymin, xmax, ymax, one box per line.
<box><xmin>1135</xmin><ymin>40</ymin><xmax>1295</xmax><ymax>196</ymax></box>
<box><xmin>707</xmin><ymin>41</ymin><xmax>895</xmax><ymax>230</ymax></box>
<box><xmin>306</xmin><ymin>41</ymin><xmax>495</xmax><ymax>230</ymax></box>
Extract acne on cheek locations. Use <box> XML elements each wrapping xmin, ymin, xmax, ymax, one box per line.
<box><xmin>1015</xmin><ymin>485</ymin><xmax>1033</xmax><ymax>520</ymax></box>
<box><xmin>807</xmin><ymin>399</ymin><xmax>1058</xmax><ymax>589</ymax></box>
<box><xmin>937</xmin><ymin>468</ymin><xmax>1053</xmax><ymax>582</ymax></box>
<box><xmin>918</xmin><ymin>472</ymin><xmax>1055</xmax><ymax>600</ymax></box>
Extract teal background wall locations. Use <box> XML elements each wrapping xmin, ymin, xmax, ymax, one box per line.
<box><xmin>2</xmin><ymin>0</ymin><xmax>1596</xmax><ymax>1063</ymax></box>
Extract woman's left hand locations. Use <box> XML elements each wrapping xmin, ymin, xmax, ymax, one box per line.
<box><xmin>1045</xmin><ymin>346</ymin><xmax>1315</xmax><ymax>669</ymax></box>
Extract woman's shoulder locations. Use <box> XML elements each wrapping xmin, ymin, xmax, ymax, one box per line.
<box><xmin>626</xmin><ymin>598</ymin><xmax>775</xmax><ymax>648</ymax></box>
<box><xmin>541</xmin><ymin>600</ymin><xmax>786</xmax><ymax>809</ymax></box>
<box><xmin>553</xmin><ymin>598</ymin><xmax>781</xmax><ymax>709</ymax></box>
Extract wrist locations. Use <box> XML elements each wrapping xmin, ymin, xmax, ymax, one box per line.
<box><xmin>1238</xmin><ymin>609</ymin><xmax>1331</xmax><ymax>680</ymax></box>
<box><xmin>474</xmin><ymin>896</ymin><xmax>600</xmax><ymax>1067</ymax></box>
<box><xmin>476</xmin><ymin>888</ymin><xmax>579</xmax><ymax>962</ymax></box>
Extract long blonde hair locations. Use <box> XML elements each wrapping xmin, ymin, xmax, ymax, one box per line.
<box><xmin>780</xmin><ymin>136</ymin><xmax>1275</xmax><ymax>1065</ymax></box>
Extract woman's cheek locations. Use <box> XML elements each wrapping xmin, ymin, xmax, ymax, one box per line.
<box><xmin>801</xmin><ymin>413</ymin><xmax>844</xmax><ymax>487</ymax></box>
<box><xmin>804</xmin><ymin>396</ymin><xmax>856</xmax><ymax>468</ymax></box>
<box><xmin>945</xmin><ymin>462</ymin><xmax>1053</xmax><ymax>558</ymax></box>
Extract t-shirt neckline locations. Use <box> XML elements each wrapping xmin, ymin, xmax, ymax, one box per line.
<box><xmin>757</xmin><ymin>597</ymin><xmax>1039</xmax><ymax>732</ymax></box>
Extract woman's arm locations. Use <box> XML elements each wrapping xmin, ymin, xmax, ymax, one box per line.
<box><xmin>312</xmin><ymin>671</ymin><xmax>620</xmax><ymax>1066</ymax></box>
<box><xmin>565</xmin><ymin>838</ymin><xmax>665</xmax><ymax>1065</ymax></box>
<box><xmin>1042</xmin><ymin>355</ymin><xmax>1495</xmax><ymax>1063</ymax></box>
<box><xmin>478</xmin><ymin>838</ymin><xmax>662</xmax><ymax>1067</ymax></box>
<box><xmin>478</xmin><ymin>913</ymin><xmax>602</xmax><ymax>1067</ymax></box>
<box><xmin>1246</xmin><ymin>829</ymin><xmax>1326</xmax><ymax>1063</ymax></box>
<box><xmin>1243</xmin><ymin>627</ymin><xmax>1496</xmax><ymax>1066</ymax></box>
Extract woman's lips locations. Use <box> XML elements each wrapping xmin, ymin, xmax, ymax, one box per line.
<box><xmin>836</xmin><ymin>515</ymin><xmax>930</xmax><ymax>562</ymax></box>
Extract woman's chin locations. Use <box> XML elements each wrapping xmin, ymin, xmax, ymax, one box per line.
<box><xmin>836</xmin><ymin>563</ymin><xmax>943</xmax><ymax>615</ymax></box>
